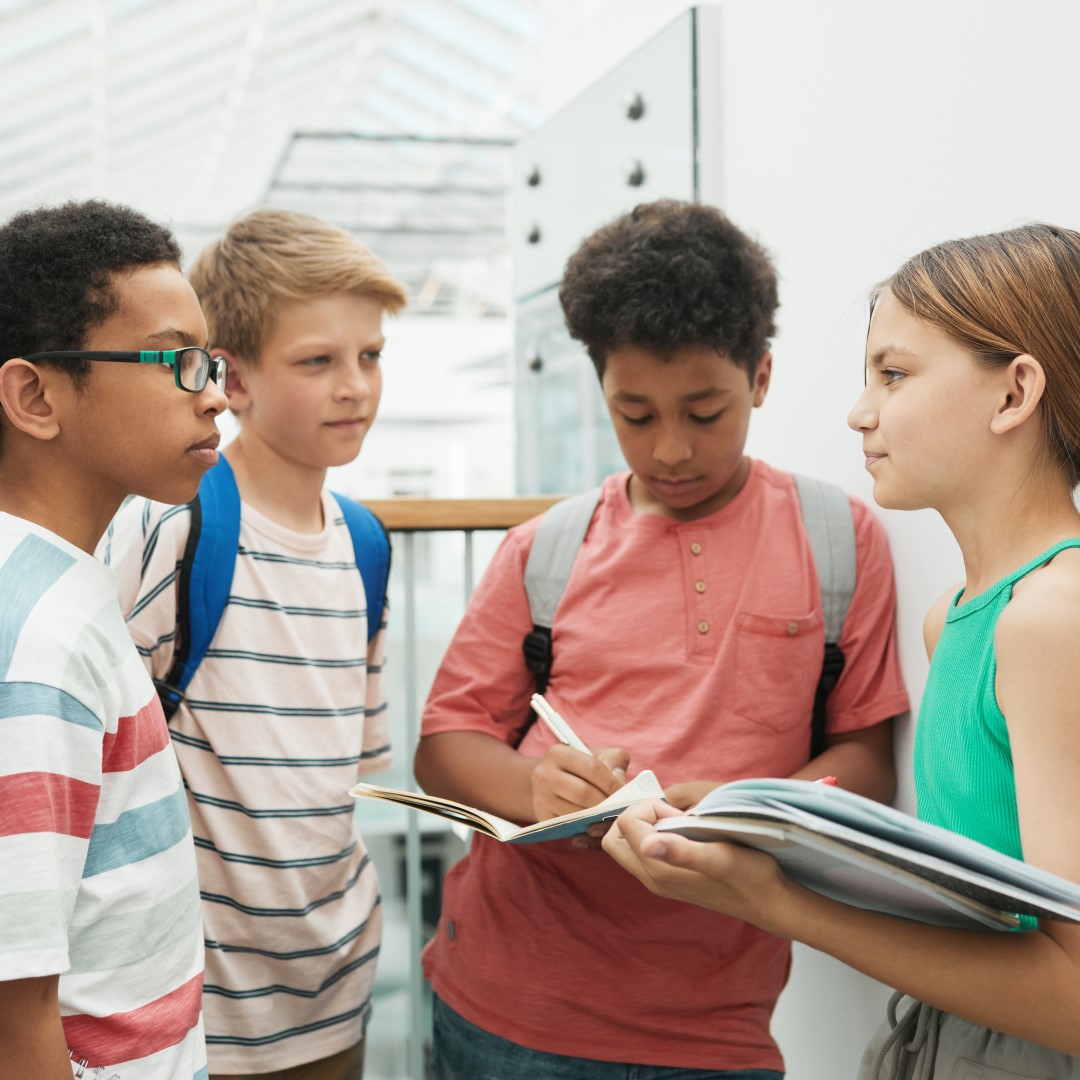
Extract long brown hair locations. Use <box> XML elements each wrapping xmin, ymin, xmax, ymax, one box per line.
<box><xmin>886</xmin><ymin>224</ymin><xmax>1080</xmax><ymax>488</ymax></box>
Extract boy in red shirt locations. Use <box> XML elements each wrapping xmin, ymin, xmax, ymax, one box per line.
<box><xmin>415</xmin><ymin>200</ymin><xmax>908</xmax><ymax>1078</ymax></box>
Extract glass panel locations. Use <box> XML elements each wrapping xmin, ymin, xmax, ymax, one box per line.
<box><xmin>535</xmin><ymin>367</ymin><xmax>584</xmax><ymax>493</ymax></box>
<box><xmin>515</xmin><ymin>288</ymin><xmax>622</xmax><ymax>494</ymax></box>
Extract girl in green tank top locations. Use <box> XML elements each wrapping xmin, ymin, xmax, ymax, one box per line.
<box><xmin>603</xmin><ymin>224</ymin><xmax>1080</xmax><ymax>1076</ymax></box>
<box><xmin>915</xmin><ymin>538</ymin><xmax>1080</xmax><ymax>862</ymax></box>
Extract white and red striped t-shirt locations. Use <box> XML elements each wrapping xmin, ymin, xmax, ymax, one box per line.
<box><xmin>101</xmin><ymin>491</ymin><xmax>390</xmax><ymax>1074</ymax></box>
<box><xmin>0</xmin><ymin>512</ymin><xmax>206</xmax><ymax>1079</ymax></box>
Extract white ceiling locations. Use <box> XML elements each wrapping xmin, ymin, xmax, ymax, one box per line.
<box><xmin>0</xmin><ymin>0</ymin><xmax>543</xmax><ymax>313</ymax></box>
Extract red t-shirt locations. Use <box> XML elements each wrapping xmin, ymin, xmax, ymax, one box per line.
<box><xmin>421</xmin><ymin>461</ymin><xmax>909</xmax><ymax>1070</ymax></box>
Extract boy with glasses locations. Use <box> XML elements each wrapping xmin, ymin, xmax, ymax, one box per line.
<box><xmin>101</xmin><ymin>209</ymin><xmax>407</xmax><ymax>1080</ymax></box>
<box><xmin>0</xmin><ymin>199</ymin><xmax>227</xmax><ymax>1078</ymax></box>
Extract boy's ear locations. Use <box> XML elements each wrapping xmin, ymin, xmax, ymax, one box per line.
<box><xmin>213</xmin><ymin>349</ymin><xmax>250</xmax><ymax>412</ymax></box>
<box><xmin>0</xmin><ymin>359</ymin><xmax>64</xmax><ymax>442</ymax></box>
<box><xmin>751</xmin><ymin>351</ymin><xmax>772</xmax><ymax>407</ymax></box>
<box><xmin>990</xmin><ymin>354</ymin><xmax>1045</xmax><ymax>435</ymax></box>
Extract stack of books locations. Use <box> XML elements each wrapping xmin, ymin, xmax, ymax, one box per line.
<box><xmin>658</xmin><ymin>778</ymin><xmax>1080</xmax><ymax>930</ymax></box>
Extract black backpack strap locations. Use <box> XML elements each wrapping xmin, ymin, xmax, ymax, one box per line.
<box><xmin>792</xmin><ymin>474</ymin><xmax>857</xmax><ymax>759</ymax></box>
<box><xmin>521</xmin><ymin>488</ymin><xmax>602</xmax><ymax>695</ymax></box>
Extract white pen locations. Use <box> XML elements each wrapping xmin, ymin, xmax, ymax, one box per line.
<box><xmin>529</xmin><ymin>692</ymin><xmax>592</xmax><ymax>754</ymax></box>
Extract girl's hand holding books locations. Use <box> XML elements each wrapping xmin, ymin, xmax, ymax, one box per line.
<box><xmin>602</xmin><ymin>799</ymin><xmax>792</xmax><ymax>924</ymax></box>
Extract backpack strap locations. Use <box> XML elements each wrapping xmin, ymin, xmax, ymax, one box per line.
<box><xmin>521</xmin><ymin>487</ymin><xmax>602</xmax><ymax>694</ymax></box>
<box><xmin>155</xmin><ymin>457</ymin><xmax>242</xmax><ymax>720</ymax></box>
<box><xmin>155</xmin><ymin>461</ymin><xmax>390</xmax><ymax>722</ymax></box>
<box><xmin>330</xmin><ymin>492</ymin><xmax>391</xmax><ymax>643</ymax></box>
<box><xmin>516</xmin><ymin>476</ymin><xmax>855</xmax><ymax>761</ymax></box>
<box><xmin>792</xmin><ymin>473</ymin><xmax>857</xmax><ymax>759</ymax></box>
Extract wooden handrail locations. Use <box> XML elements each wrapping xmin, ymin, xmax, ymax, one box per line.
<box><xmin>359</xmin><ymin>496</ymin><xmax>564</xmax><ymax>531</ymax></box>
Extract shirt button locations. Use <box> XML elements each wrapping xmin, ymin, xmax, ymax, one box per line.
<box><xmin>695</xmin><ymin>581</ymin><xmax>706</xmax><ymax>594</ymax></box>
<box><xmin>697</xmin><ymin>620</ymin><xmax>710</xmax><ymax>634</ymax></box>
<box><xmin>787</xmin><ymin>622</ymin><xmax>799</xmax><ymax>635</ymax></box>
<box><xmin>690</xmin><ymin>542</ymin><xmax>702</xmax><ymax>555</ymax></box>
<box><xmin>447</xmin><ymin>919</ymin><xmax>457</xmax><ymax>941</ymax></box>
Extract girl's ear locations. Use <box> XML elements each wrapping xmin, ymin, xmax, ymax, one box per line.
<box><xmin>213</xmin><ymin>349</ymin><xmax>249</xmax><ymax>413</ymax></box>
<box><xmin>990</xmin><ymin>354</ymin><xmax>1046</xmax><ymax>435</ymax></box>
<box><xmin>0</xmin><ymin>359</ymin><xmax>64</xmax><ymax>441</ymax></box>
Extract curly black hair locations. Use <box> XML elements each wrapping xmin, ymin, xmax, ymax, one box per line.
<box><xmin>559</xmin><ymin>200</ymin><xmax>779</xmax><ymax>379</ymax></box>
<box><xmin>0</xmin><ymin>199</ymin><xmax>181</xmax><ymax>384</ymax></box>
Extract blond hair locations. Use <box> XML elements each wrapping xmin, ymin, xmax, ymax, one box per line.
<box><xmin>885</xmin><ymin>223</ymin><xmax>1080</xmax><ymax>488</ymax></box>
<box><xmin>189</xmin><ymin>209</ymin><xmax>408</xmax><ymax>361</ymax></box>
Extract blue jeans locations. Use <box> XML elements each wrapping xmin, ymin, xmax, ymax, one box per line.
<box><xmin>431</xmin><ymin>995</ymin><xmax>784</xmax><ymax>1080</ymax></box>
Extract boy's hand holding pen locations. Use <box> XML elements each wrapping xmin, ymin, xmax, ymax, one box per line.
<box><xmin>528</xmin><ymin>693</ymin><xmax>630</xmax><ymax>824</ymax></box>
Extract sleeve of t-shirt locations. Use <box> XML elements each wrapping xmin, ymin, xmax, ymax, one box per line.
<box><xmin>0</xmin><ymin>646</ymin><xmax>104</xmax><ymax>979</ymax></box>
<box><xmin>825</xmin><ymin>496</ymin><xmax>911</xmax><ymax>732</ymax></box>
<box><xmin>359</xmin><ymin>604</ymin><xmax>392</xmax><ymax>775</ymax></box>
<box><xmin>420</xmin><ymin>525</ymin><xmax>538</xmax><ymax>744</ymax></box>
<box><xmin>98</xmin><ymin>497</ymin><xmax>192</xmax><ymax>683</ymax></box>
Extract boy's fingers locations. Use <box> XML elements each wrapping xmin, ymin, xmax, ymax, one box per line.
<box><xmin>594</xmin><ymin>746</ymin><xmax>630</xmax><ymax>781</ymax></box>
<box><xmin>533</xmin><ymin>746</ymin><xmax>629</xmax><ymax>817</ymax></box>
<box><xmin>552</xmin><ymin>747</ymin><xmax>622</xmax><ymax>790</ymax></box>
<box><xmin>552</xmin><ymin>745</ymin><xmax>628</xmax><ymax>796</ymax></box>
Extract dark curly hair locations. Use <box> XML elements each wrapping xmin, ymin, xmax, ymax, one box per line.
<box><xmin>559</xmin><ymin>200</ymin><xmax>779</xmax><ymax>379</ymax></box>
<box><xmin>0</xmin><ymin>199</ymin><xmax>181</xmax><ymax>385</ymax></box>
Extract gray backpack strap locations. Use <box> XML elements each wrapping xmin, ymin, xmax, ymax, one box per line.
<box><xmin>523</xmin><ymin>487</ymin><xmax>603</xmax><ymax>629</ymax></box>
<box><xmin>793</xmin><ymin>473</ymin><xmax>857</xmax><ymax>759</ymax></box>
<box><xmin>792</xmin><ymin>473</ymin><xmax>856</xmax><ymax>645</ymax></box>
<box><xmin>521</xmin><ymin>487</ymin><xmax>602</xmax><ymax>693</ymax></box>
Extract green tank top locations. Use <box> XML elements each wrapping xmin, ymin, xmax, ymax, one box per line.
<box><xmin>914</xmin><ymin>539</ymin><xmax>1080</xmax><ymax>858</ymax></box>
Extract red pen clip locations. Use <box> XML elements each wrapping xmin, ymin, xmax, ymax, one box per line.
<box><xmin>815</xmin><ymin>775</ymin><xmax>838</xmax><ymax>786</ymax></box>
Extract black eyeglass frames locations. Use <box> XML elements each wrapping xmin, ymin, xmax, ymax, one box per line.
<box><xmin>21</xmin><ymin>348</ymin><xmax>227</xmax><ymax>394</ymax></box>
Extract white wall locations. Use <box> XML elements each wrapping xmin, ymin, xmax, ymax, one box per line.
<box><xmin>529</xmin><ymin>1</ymin><xmax>1080</xmax><ymax>1076</ymax></box>
<box><xmin>326</xmin><ymin>313</ymin><xmax>514</xmax><ymax>501</ymax></box>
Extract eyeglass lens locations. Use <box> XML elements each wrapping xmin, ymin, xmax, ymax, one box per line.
<box><xmin>177</xmin><ymin>348</ymin><xmax>211</xmax><ymax>392</ymax></box>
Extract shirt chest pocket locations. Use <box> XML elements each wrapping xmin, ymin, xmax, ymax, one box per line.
<box><xmin>732</xmin><ymin>609</ymin><xmax>824</xmax><ymax>732</ymax></box>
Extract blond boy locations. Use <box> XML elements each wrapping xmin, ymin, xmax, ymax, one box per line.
<box><xmin>101</xmin><ymin>210</ymin><xmax>407</xmax><ymax>1080</ymax></box>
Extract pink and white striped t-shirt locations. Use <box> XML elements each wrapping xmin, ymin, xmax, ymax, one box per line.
<box><xmin>101</xmin><ymin>491</ymin><xmax>390</xmax><ymax>1074</ymax></box>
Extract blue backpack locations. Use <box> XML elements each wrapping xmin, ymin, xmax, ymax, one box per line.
<box><xmin>155</xmin><ymin>456</ymin><xmax>391</xmax><ymax>720</ymax></box>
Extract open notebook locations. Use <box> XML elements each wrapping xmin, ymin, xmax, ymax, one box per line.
<box><xmin>352</xmin><ymin>769</ymin><xmax>665</xmax><ymax>843</ymax></box>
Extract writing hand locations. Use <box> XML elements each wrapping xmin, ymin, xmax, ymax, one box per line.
<box><xmin>531</xmin><ymin>744</ymin><xmax>630</xmax><ymax>822</ymax></box>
